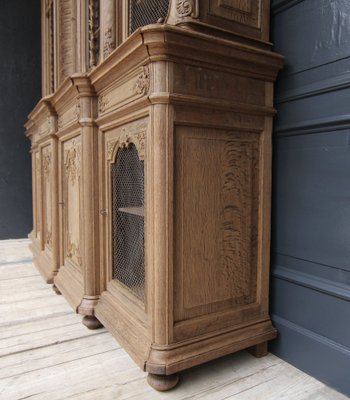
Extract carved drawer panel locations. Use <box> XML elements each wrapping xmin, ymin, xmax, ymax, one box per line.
<box><xmin>98</xmin><ymin>66</ymin><xmax>150</xmax><ymax>116</ymax></box>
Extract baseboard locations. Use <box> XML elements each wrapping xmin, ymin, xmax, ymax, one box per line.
<box><xmin>270</xmin><ymin>315</ymin><xmax>350</xmax><ymax>396</ymax></box>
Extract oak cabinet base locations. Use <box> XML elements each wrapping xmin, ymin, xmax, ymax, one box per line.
<box><xmin>29</xmin><ymin>239</ymin><xmax>56</xmax><ymax>284</ymax></box>
<box><xmin>54</xmin><ymin>265</ymin><xmax>84</xmax><ymax>313</ymax></box>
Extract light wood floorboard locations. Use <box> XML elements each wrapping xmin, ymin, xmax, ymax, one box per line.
<box><xmin>0</xmin><ymin>239</ymin><xmax>347</xmax><ymax>400</ymax></box>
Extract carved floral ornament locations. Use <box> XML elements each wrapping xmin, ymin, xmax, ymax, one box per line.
<box><xmin>64</xmin><ymin>141</ymin><xmax>81</xmax><ymax>184</ymax></box>
<box><xmin>98</xmin><ymin>94</ymin><xmax>110</xmax><ymax>114</ymax></box>
<box><xmin>176</xmin><ymin>0</ymin><xmax>199</xmax><ymax>18</ymax></box>
<box><xmin>107</xmin><ymin>129</ymin><xmax>146</xmax><ymax>161</ymax></box>
<box><xmin>135</xmin><ymin>66</ymin><xmax>150</xmax><ymax>96</ymax></box>
<box><xmin>103</xmin><ymin>28</ymin><xmax>115</xmax><ymax>59</ymax></box>
<box><xmin>42</xmin><ymin>152</ymin><xmax>52</xmax><ymax>176</ymax></box>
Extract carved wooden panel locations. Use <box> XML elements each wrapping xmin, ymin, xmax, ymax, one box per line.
<box><xmin>58</xmin><ymin>0</ymin><xmax>76</xmax><ymax>84</ymax></box>
<box><xmin>62</xmin><ymin>137</ymin><xmax>82</xmax><ymax>268</ymax></box>
<box><xmin>42</xmin><ymin>145</ymin><xmax>53</xmax><ymax>249</ymax></box>
<box><xmin>209</xmin><ymin>0</ymin><xmax>262</xmax><ymax>29</ymax></box>
<box><xmin>174</xmin><ymin>126</ymin><xmax>260</xmax><ymax>321</ymax></box>
<box><xmin>57</xmin><ymin>100</ymin><xmax>80</xmax><ymax>130</ymax></box>
<box><xmin>98</xmin><ymin>66</ymin><xmax>150</xmax><ymax>116</ymax></box>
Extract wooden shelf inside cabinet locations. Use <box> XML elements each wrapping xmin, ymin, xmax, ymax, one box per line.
<box><xmin>118</xmin><ymin>207</ymin><xmax>144</xmax><ymax>217</ymax></box>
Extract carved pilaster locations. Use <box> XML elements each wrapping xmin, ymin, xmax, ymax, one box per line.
<box><xmin>88</xmin><ymin>0</ymin><xmax>100</xmax><ymax>68</ymax></box>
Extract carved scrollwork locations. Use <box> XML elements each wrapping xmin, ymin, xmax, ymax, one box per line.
<box><xmin>42</xmin><ymin>152</ymin><xmax>52</xmax><ymax>177</ymax></box>
<box><xmin>107</xmin><ymin>129</ymin><xmax>146</xmax><ymax>162</ymax></box>
<box><xmin>176</xmin><ymin>0</ymin><xmax>199</xmax><ymax>18</ymax></box>
<box><xmin>67</xmin><ymin>234</ymin><xmax>82</xmax><ymax>265</ymax></box>
<box><xmin>103</xmin><ymin>28</ymin><xmax>115</xmax><ymax>59</ymax></box>
<box><xmin>75</xmin><ymin>101</ymin><xmax>81</xmax><ymax>120</ymax></box>
<box><xmin>135</xmin><ymin>66</ymin><xmax>150</xmax><ymax>96</ymax></box>
<box><xmin>98</xmin><ymin>94</ymin><xmax>110</xmax><ymax>113</ymax></box>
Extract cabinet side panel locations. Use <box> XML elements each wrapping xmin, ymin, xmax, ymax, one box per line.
<box><xmin>174</xmin><ymin>126</ymin><xmax>260</xmax><ymax>322</ymax></box>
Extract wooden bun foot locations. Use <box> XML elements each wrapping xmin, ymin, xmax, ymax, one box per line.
<box><xmin>147</xmin><ymin>373</ymin><xmax>179</xmax><ymax>391</ymax></box>
<box><xmin>82</xmin><ymin>315</ymin><xmax>102</xmax><ymax>330</ymax></box>
<box><xmin>52</xmin><ymin>284</ymin><xmax>61</xmax><ymax>295</ymax></box>
<box><xmin>247</xmin><ymin>341</ymin><xmax>268</xmax><ymax>358</ymax></box>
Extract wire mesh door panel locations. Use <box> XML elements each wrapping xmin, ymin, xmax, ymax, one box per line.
<box><xmin>111</xmin><ymin>143</ymin><xmax>145</xmax><ymax>302</ymax></box>
<box><xmin>129</xmin><ymin>0</ymin><xmax>170</xmax><ymax>34</ymax></box>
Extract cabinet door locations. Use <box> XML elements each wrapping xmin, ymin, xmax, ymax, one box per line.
<box><xmin>32</xmin><ymin>150</ymin><xmax>41</xmax><ymax>243</ymax></box>
<box><xmin>60</xmin><ymin>136</ymin><xmax>83</xmax><ymax>270</ymax></box>
<box><xmin>41</xmin><ymin>144</ymin><xmax>53</xmax><ymax>251</ymax></box>
<box><xmin>101</xmin><ymin>118</ymin><xmax>148</xmax><ymax>309</ymax></box>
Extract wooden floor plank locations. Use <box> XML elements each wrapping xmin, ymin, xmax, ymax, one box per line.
<box><xmin>0</xmin><ymin>239</ymin><xmax>348</xmax><ymax>400</ymax></box>
<box><xmin>0</xmin><ymin>333</ymin><xmax>120</xmax><ymax>379</ymax></box>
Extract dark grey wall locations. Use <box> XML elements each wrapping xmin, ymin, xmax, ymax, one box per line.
<box><xmin>0</xmin><ymin>1</ymin><xmax>41</xmax><ymax>239</ymax></box>
<box><xmin>270</xmin><ymin>0</ymin><xmax>350</xmax><ymax>396</ymax></box>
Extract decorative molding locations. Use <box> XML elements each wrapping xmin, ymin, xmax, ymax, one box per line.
<box><xmin>271</xmin><ymin>0</ymin><xmax>304</xmax><ymax>15</ymax></box>
<box><xmin>98</xmin><ymin>94</ymin><xmax>110</xmax><ymax>113</ymax></box>
<box><xmin>135</xmin><ymin>66</ymin><xmax>150</xmax><ymax>96</ymax></box>
<box><xmin>103</xmin><ymin>28</ymin><xmax>115</xmax><ymax>59</ymax></box>
<box><xmin>107</xmin><ymin>128</ymin><xmax>146</xmax><ymax>161</ymax></box>
<box><xmin>272</xmin><ymin>265</ymin><xmax>350</xmax><ymax>302</ymax></box>
<box><xmin>176</xmin><ymin>0</ymin><xmax>199</xmax><ymax>18</ymax></box>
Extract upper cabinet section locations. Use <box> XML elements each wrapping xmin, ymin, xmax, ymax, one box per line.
<box><xmin>42</xmin><ymin>0</ymin><xmax>271</xmax><ymax>96</ymax></box>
